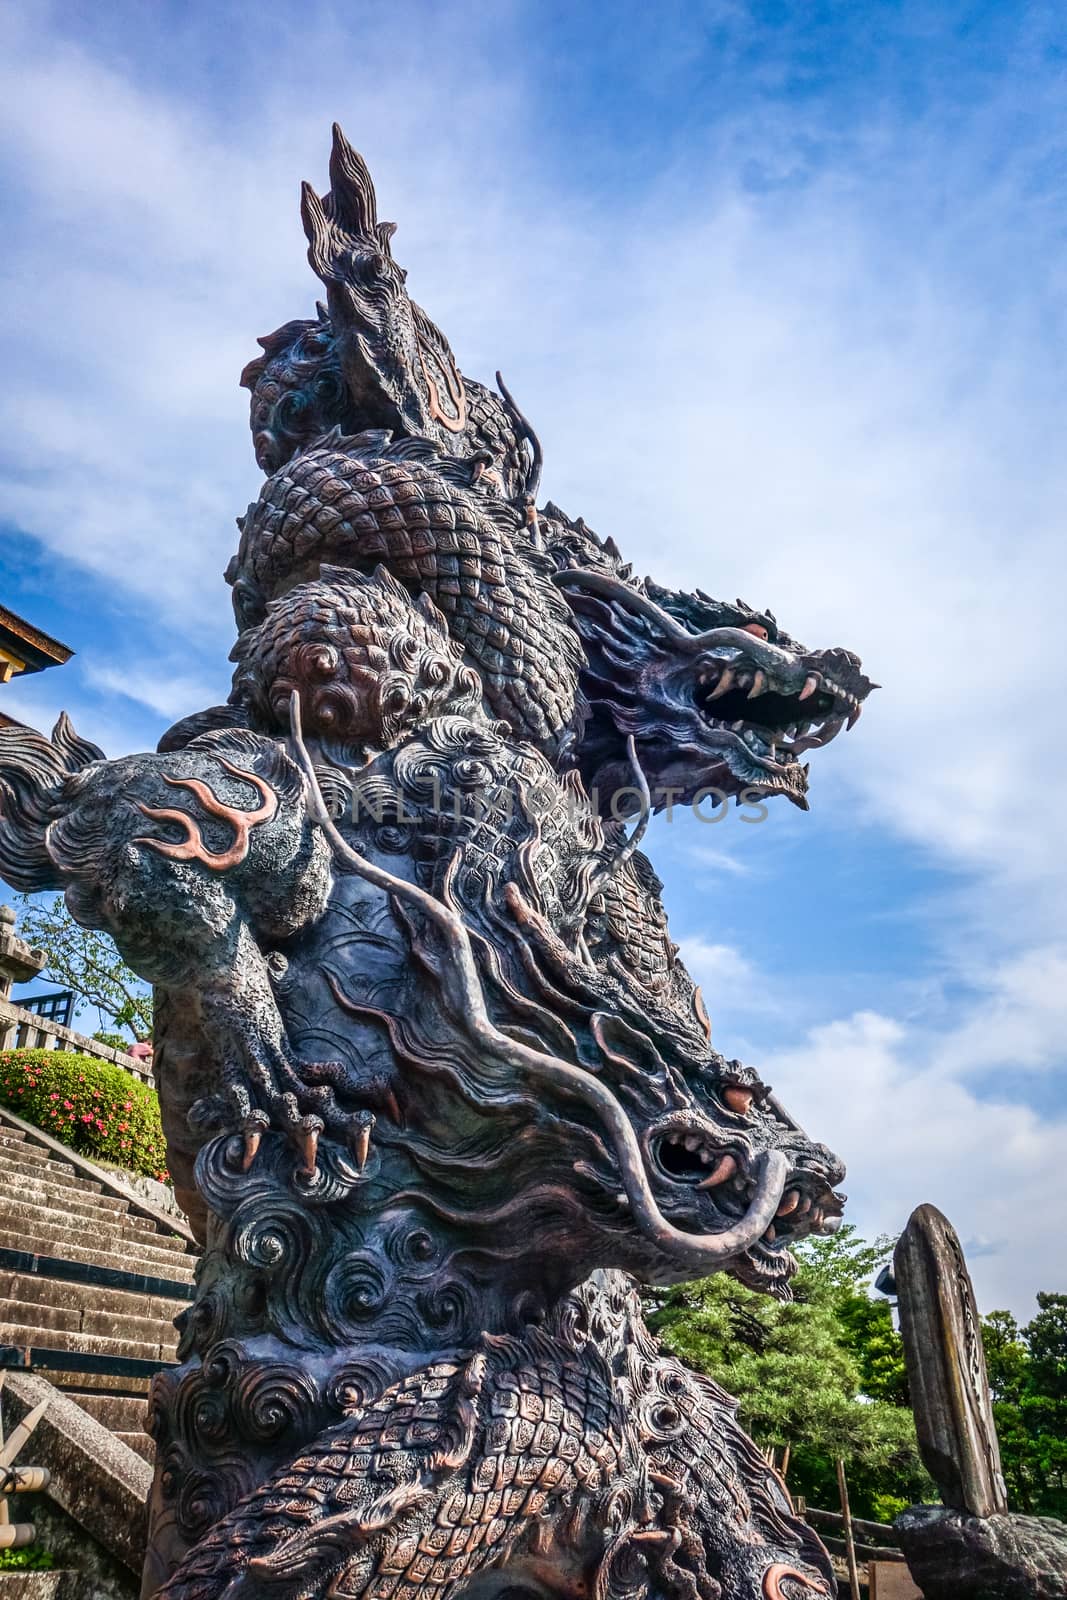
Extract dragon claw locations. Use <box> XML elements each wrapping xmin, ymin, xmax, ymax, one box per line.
<box><xmin>238</xmin><ymin>1111</ymin><xmax>270</xmax><ymax>1171</ymax></box>
<box><xmin>293</xmin><ymin>1115</ymin><xmax>324</xmax><ymax>1179</ymax></box>
<box><xmin>350</xmin><ymin>1110</ymin><xmax>376</xmax><ymax>1173</ymax></box>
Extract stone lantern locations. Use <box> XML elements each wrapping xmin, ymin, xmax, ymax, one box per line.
<box><xmin>0</xmin><ymin>903</ymin><xmax>46</xmax><ymax>1003</ymax></box>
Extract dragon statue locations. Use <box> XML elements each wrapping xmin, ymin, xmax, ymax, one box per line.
<box><xmin>0</xmin><ymin>129</ymin><xmax>878</xmax><ymax>1600</ymax></box>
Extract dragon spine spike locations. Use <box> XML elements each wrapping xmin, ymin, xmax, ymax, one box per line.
<box><xmin>300</xmin><ymin>181</ymin><xmax>334</xmax><ymax>279</ymax></box>
<box><xmin>326</xmin><ymin>123</ymin><xmax>383</xmax><ymax>240</ymax></box>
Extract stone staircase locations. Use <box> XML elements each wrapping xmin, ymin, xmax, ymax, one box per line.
<box><xmin>0</xmin><ymin>1116</ymin><xmax>197</xmax><ymax>1463</ymax></box>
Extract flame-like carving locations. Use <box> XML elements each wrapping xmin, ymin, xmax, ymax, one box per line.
<box><xmin>134</xmin><ymin>761</ymin><xmax>278</xmax><ymax>871</ymax></box>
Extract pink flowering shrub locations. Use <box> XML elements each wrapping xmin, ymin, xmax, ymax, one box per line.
<box><xmin>0</xmin><ymin>1049</ymin><xmax>168</xmax><ymax>1181</ymax></box>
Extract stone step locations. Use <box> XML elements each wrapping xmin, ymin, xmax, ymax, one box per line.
<box><xmin>0</xmin><ymin>1131</ymin><xmax>98</xmax><ymax>1184</ymax></box>
<box><xmin>0</xmin><ymin>1296</ymin><xmax>81</xmax><ymax>1334</ymax></box>
<box><xmin>0</xmin><ymin>1143</ymin><xmax>95</xmax><ymax>1189</ymax></box>
<box><xmin>49</xmin><ymin>1368</ymin><xmax>154</xmax><ymax>1395</ymax></box>
<box><xmin>0</xmin><ymin>1316</ymin><xmax>167</xmax><ymax>1361</ymax></box>
<box><xmin>0</xmin><ymin>1269</ymin><xmax>189</xmax><ymax>1324</ymax></box>
<box><xmin>2</xmin><ymin>1223</ymin><xmax>196</xmax><ymax>1280</ymax></box>
<box><xmin>0</xmin><ymin>1205</ymin><xmax>195</xmax><ymax>1268</ymax></box>
<box><xmin>116</xmin><ymin>1429</ymin><xmax>155</xmax><ymax>1463</ymax></box>
<box><xmin>0</xmin><ymin>1194</ymin><xmax>188</xmax><ymax>1254</ymax></box>
<box><xmin>0</xmin><ymin>1170</ymin><xmax>130</xmax><ymax>1219</ymax></box>
<box><xmin>64</xmin><ymin>1389</ymin><xmax>150</xmax><ymax>1433</ymax></box>
<box><xmin>126</xmin><ymin>1211</ymin><xmax>179</xmax><ymax>1239</ymax></box>
<box><xmin>0</xmin><ymin>1135</ymin><xmax>51</xmax><ymax>1166</ymax></box>
<box><xmin>0</xmin><ymin>1293</ymin><xmax>179</xmax><ymax>1349</ymax></box>
<box><xmin>83</xmin><ymin>1305</ymin><xmax>180</xmax><ymax>1347</ymax></box>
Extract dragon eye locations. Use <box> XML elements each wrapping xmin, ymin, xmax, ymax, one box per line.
<box><xmin>741</xmin><ymin>623</ymin><xmax>769</xmax><ymax>640</ymax></box>
<box><xmin>722</xmin><ymin>1086</ymin><xmax>754</xmax><ymax>1115</ymax></box>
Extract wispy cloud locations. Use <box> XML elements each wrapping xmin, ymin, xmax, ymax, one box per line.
<box><xmin>769</xmin><ymin>989</ymin><xmax>1067</xmax><ymax>1318</ymax></box>
<box><xmin>1</xmin><ymin>1</ymin><xmax>1065</xmax><ymax>1309</ymax></box>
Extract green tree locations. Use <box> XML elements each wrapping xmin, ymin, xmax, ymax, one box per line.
<box><xmin>648</xmin><ymin>1226</ymin><xmax>933</xmax><ymax>1519</ymax></box>
<box><xmin>982</xmin><ymin>1310</ymin><xmax>1028</xmax><ymax>1405</ymax></box>
<box><xmin>12</xmin><ymin>893</ymin><xmax>152</xmax><ymax>1041</ymax></box>
<box><xmin>982</xmin><ymin>1296</ymin><xmax>1067</xmax><ymax>1518</ymax></box>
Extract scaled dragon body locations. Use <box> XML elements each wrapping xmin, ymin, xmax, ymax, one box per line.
<box><xmin>0</xmin><ymin>127</ymin><xmax>879</xmax><ymax>1600</ymax></box>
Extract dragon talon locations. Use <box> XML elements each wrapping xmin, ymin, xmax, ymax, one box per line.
<box><xmin>239</xmin><ymin>1112</ymin><xmax>270</xmax><ymax>1172</ymax></box>
<box><xmin>294</xmin><ymin>1116</ymin><xmax>324</xmax><ymax>1179</ymax></box>
<box><xmin>350</xmin><ymin>1111</ymin><xmax>376</xmax><ymax>1172</ymax></box>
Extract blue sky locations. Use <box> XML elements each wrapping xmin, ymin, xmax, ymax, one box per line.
<box><xmin>2</xmin><ymin>0</ymin><xmax>1065</xmax><ymax>1318</ymax></box>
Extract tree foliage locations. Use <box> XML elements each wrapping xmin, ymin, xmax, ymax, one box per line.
<box><xmin>13</xmin><ymin>893</ymin><xmax>152</xmax><ymax>1041</ymax></box>
<box><xmin>982</xmin><ymin>1295</ymin><xmax>1067</xmax><ymax>1518</ymax></box>
<box><xmin>648</xmin><ymin>1226</ymin><xmax>933</xmax><ymax>1519</ymax></box>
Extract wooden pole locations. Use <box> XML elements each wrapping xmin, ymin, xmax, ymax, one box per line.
<box><xmin>836</xmin><ymin>1457</ymin><xmax>862</xmax><ymax>1600</ymax></box>
<box><xmin>780</xmin><ymin>1442</ymin><xmax>791</xmax><ymax>1480</ymax></box>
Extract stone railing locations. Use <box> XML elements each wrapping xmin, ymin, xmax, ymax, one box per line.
<box><xmin>0</xmin><ymin>995</ymin><xmax>154</xmax><ymax>1086</ymax></box>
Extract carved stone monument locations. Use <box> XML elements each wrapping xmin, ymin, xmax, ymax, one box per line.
<box><xmin>0</xmin><ymin>128</ymin><xmax>880</xmax><ymax>1600</ymax></box>
<box><xmin>894</xmin><ymin>1206</ymin><xmax>1067</xmax><ymax>1598</ymax></box>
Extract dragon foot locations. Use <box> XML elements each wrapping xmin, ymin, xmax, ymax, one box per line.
<box><xmin>192</xmin><ymin>1045</ymin><xmax>382</xmax><ymax>1180</ymax></box>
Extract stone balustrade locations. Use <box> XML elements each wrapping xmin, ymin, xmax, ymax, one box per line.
<box><xmin>0</xmin><ymin>995</ymin><xmax>154</xmax><ymax>1086</ymax></box>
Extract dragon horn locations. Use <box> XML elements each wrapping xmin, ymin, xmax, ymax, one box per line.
<box><xmin>554</xmin><ymin>569</ymin><xmax>734</xmax><ymax>653</ymax></box>
<box><xmin>328</xmin><ymin>124</ymin><xmax>394</xmax><ymax>252</ymax></box>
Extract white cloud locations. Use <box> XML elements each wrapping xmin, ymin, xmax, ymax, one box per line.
<box><xmin>3</xmin><ymin>2</ymin><xmax>1064</xmax><ymax>919</ymax></box>
<box><xmin>82</xmin><ymin>663</ymin><xmax>227</xmax><ymax>724</ymax></box>
<box><xmin>680</xmin><ymin>843</ymin><xmax>755</xmax><ymax>878</ymax></box>
<box><xmin>680</xmin><ymin>937</ymin><xmax>765</xmax><ymax>999</ymax></box>
<box><xmin>766</xmin><ymin>964</ymin><xmax>1067</xmax><ymax>1318</ymax></box>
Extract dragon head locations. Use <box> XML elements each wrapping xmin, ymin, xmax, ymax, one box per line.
<box><xmin>239</xmin><ymin>308</ymin><xmax>355</xmax><ymax>475</ymax></box>
<box><xmin>293</xmin><ymin>125</ymin><xmax>469</xmax><ymax>451</ymax></box>
<box><xmin>228</xmin><ymin>565</ymin><xmax>483</xmax><ymax>759</ymax></box>
<box><xmin>276</xmin><ymin>680</ymin><xmax>845</xmax><ymax>1306</ymax></box>
<box><xmin>557</xmin><ymin>569</ymin><xmax>876</xmax><ymax>813</ymax></box>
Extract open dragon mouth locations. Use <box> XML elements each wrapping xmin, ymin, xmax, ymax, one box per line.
<box><xmin>648</xmin><ymin>1121</ymin><xmax>845</xmax><ymax>1277</ymax></box>
<box><xmin>692</xmin><ymin>644</ymin><xmax>872</xmax><ymax>807</ymax></box>
<box><xmin>553</xmin><ymin>569</ymin><xmax>876</xmax><ymax>811</ymax></box>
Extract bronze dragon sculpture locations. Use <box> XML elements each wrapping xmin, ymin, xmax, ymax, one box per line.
<box><xmin>0</xmin><ymin>128</ymin><xmax>877</xmax><ymax>1600</ymax></box>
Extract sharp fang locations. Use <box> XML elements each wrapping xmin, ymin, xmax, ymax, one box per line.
<box><xmin>697</xmin><ymin>1152</ymin><xmax>738</xmax><ymax>1189</ymax></box>
<box><xmin>764</xmin><ymin>1223</ymin><xmax>776</xmax><ymax>1243</ymax></box>
<box><xmin>747</xmin><ymin>669</ymin><xmax>767</xmax><ymax>698</ymax></box>
<box><xmin>800</xmin><ymin>674</ymin><xmax>819</xmax><ymax>701</ymax></box>
<box><xmin>731</xmin><ymin>719</ymin><xmax>745</xmax><ymax>731</ymax></box>
<box><xmin>708</xmin><ymin>667</ymin><xmax>735</xmax><ymax>700</ymax></box>
<box><xmin>847</xmin><ymin>703</ymin><xmax>863</xmax><ymax>730</ymax></box>
<box><xmin>776</xmin><ymin>1189</ymin><xmax>801</xmax><ymax>1217</ymax></box>
<box><xmin>684</xmin><ymin>1134</ymin><xmax>701</xmax><ymax>1151</ymax></box>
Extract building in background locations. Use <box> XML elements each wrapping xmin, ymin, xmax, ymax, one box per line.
<box><xmin>0</xmin><ymin>602</ymin><xmax>73</xmax><ymax>728</ymax></box>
